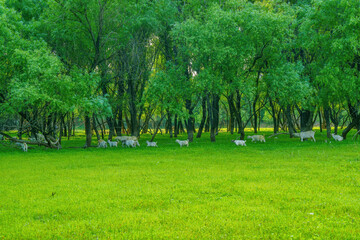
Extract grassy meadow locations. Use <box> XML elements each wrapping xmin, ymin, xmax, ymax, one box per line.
<box><xmin>0</xmin><ymin>130</ymin><xmax>359</xmax><ymax>239</ymax></box>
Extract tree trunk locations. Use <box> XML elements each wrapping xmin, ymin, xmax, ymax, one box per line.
<box><xmin>106</xmin><ymin>117</ymin><xmax>115</xmax><ymax>140</ymax></box>
<box><xmin>319</xmin><ymin>111</ymin><xmax>323</xmax><ymax>133</ymax></box>
<box><xmin>300</xmin><ymin>110</ymin><xmax>313</xmax><ymax>132</ymax></box>
<box><xmin>93</xmin><ymin>114</ymin><xmax>101</xmax><ymax>140</ymax></box>
<box><xmin>324</xmin><ymin>107</ymin><xmax>331</xmax><ymax>139</ymax></box>
<box><xmin>197</xmin><ymin>97</ymin><xmax>207</xmax><ymax>138</ymax></box>
<box><xmin>72</xmin><ymin>112</ymin><xmax>75</xmax><ymax>136</ymax></box>
<box><xmin>167</xmin><ymin>110</ymin><xmax>173</xmax><ymax>138</ymax></box>
<box><xmin>210</xmin><ymin>94</ymin><xmax>220</xmax><ymax>142</ymax></box>
<box><xmin>205</xmin><ymin>96</ymin><xmax>211</xmax><ymax>132</ymax></box>
<box><xmin>85</xmin><ymin>114</ymin><xmax>92</xmax><ymax>147</ymax></box>
<box><xmin>174</xmin><ymin>114</ymin><xmax>178</xmax><ymax>137</ymax></box>
<box><xmin>269</xmin><ymin>97</ymin><xmax>278</xmax><ymax>134</ymax></box>
<box><xmin>150</xmin><ymin>115</ymin><xmax>166</xmax><ymax>142</ymax></box>
<box><xmin>18</xmin><ymin>115</ymin><xmax>24</xmax><ymax>140</ymax></box>
<box><xmin>285</xmin><ymin>106</ymin><xmax>295</xmax><ymax>137</ymax></box>
<box><xmin>185</xmin><ymin>99</ymin><xmax>194</xmax><ymax>142</ymax></box>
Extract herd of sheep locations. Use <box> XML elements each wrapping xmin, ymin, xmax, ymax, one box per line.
<box><xmin>0</xmin><ymin>130</ymin><xmax>346</xmax><ymax>152</ymax></box>
<box><xmin>96</xmin><ymin>130</ymin><xmax>344</xmax><ymax>149</ymax></box>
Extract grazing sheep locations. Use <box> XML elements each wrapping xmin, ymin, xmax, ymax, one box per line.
<box><xmin>22</xmin><ymin>143</ymin><xmax>28</xmax><ymax>152</ymax></box>
<box><xmin>299</xmin><ymin>131</ymin><xmax>316</xmax><ymax>142</ymax></box>
<box><xmin>16</xmin><ymin>142</ymin><xmax>28</xmax><ymax>152</ymax></box>
<box><xmin>20</xmin><ymin>143</ymin><xmax>28</xmax><ymax>152</ymax></box>
<box><xmin>247</xmin><ymin>135</ymin><xmax>266</xmax><ymax>143</ymax></box>
<box><xmin>125</xmin><ymin>139</ymin><xmax>139</xmax><ymax>148</ymax></box>
<box><xmin>107</xmin><ymin>140</ymin><xmax>118</xmax><ymax>147</ymax></box>
<box><xmin>332</xmin><ymin>133</ymin><xmax>343</xmax><ymax>142</ymax></box>
<box><xmin>232</xmin><ymin>140</ymin><xmax>246</xmax><ymax>146</ymax></box>
<box><xmin>98</xmin><ymin>139</ymin><xmax>108</xmax><ymax>148</ymax></box>
<box><xmin>146</xmin><ymin>141</ymin><xmax>158</xmax><ymax>147</ymax></box>
<box><xmin>175</xmin><ymin>139</ymin><xmax>189</xmax><ymax>147</ymax></box>
<box><xmin>115</xmin><ymin>136</ymin><xmax>138</xmax><ymax>142</ymax></box>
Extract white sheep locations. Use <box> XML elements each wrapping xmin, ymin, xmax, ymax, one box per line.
<box><xmin>247</xmin><ymin>135</ymin><xmax>266</xmax><ymax>142</ymax></box>
<box><xmin>146</xmin><ymin>141</ymin><xmax>158</xmax><ymax>147</ymax></box>
<box><xmin>115</xmin><ymin>136</ymin><xmax>138</xmax><ymax>142</ymax></box>
<box><xmin>125</xmin><ymin>139</ymin><xmax>140</xmax><ymax>148</ymax></box>
<box><xmin>98</xmin><ymin>139</ymin><xmax>108</xmax><ymax>148</ymax></box>
<box><xmin>107</xmin><ymin>140</ymin><xmax>118</xmax><ymax>147</ymax></box>
<box><xmin>299</xmin><ymin>131</ymin><xmax>316</xmax><ymax>142</ymax></box>
<box><xmin>16</xmin><ymin>142</ymin><xmax>28</xmax><ymax>152</ymax></box>
<box><xmin>176</xmin><ymin>139</ymin><xmax>189</xmax><ymax>147</ymax></box>
<box><xmin>331</xmin><ymin>133</ymin><xmax>343</xmax><ymax>142</ymax></box>
<box><xmin>232</xmin><ymin>140</ymin><xmax>246</xmax><ymax>146</ymax></box>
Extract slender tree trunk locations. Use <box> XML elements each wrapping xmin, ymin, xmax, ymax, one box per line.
<box><xmin>93</xmin><ymin>114</ymin><xmax>101</xmax><ymax>140</ymax></box>
<box><xmin>269</xmin><ymin>98</ymin><xmax>278</xmax><ymax>134</ymax></box>
<box><xmin>197</xmin><ymin>97</ymin><xmax>207</xmax><ymax>138</ymax></box>
<box><xmin>59</xmin><ymin>114</ymin><xmax>63</xmax><ymax>145</ymax></box>
<box><xmin>167</xmin><ymin>110</ymin><xmax>173</xmax><ymax>138</ymax></box>
<box><xmin>18</xmin><ymin>115</ymin><xmax>24</xmax><ymax>140</ymax></box>
<box><xmin>85</xmin><ymin>114</ymin><xmax>92</xmax><ymax>147</ymax></box>
<box><xmin>253</xmin><ymin>99</ymin><xmax>258</xmax><ymax>133</ymax></box>
<box><xmin>72</xmin><ymin>112</ymin><xmax>75</xmax><ymax>136</ymax></box>
<box><xmin>324</xmin><ymin>108</ymin><xmax>331</xmax><ymax>138</ymax></box>
<box><xmin>210</xmin><ymin>94</ymin><xmax>220</xmax><ymax>142</ymax></box>
<box><xmin>205</xmin><ymin>96</ymin><xmax>211</xmax><ymax>132</ymax></box>
<box><xmin>150</xmin><ymin>115</ymin><xmax>166</xmax><ymax>142</ymax></box>
<box><xmin>319</xmin><ymin>111</ymin><xmax>323</xmax><ymax>133</ymax></box>
<box><xmin>174</xmin><ymin>114</ymin><xmax>178</xmax><ymax>137</ymax></box>
<box><xmin>285</xmin><ymin>106</ymin><xmax>295</xmax><ymax>137</ymax></box>
<box><xmin>106</xmin><ymin>117</ymin><xmax>115</xmax><ymax>140</ymax></box>
<box><xmin>185</xmin><ymin>99</ymin><xmax>194</xmax><ymax>142</ymax></box>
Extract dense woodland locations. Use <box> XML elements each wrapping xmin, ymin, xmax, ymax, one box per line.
<box><xmin>0</xmin><ymin>0</ymin><xmax>359</xmax><ymax>148</ymax></box>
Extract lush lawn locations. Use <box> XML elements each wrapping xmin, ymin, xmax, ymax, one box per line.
<box><xmin>0</xmin><ymin>131</ymin><xmax>359</xmax><ymax>239</ymax></box>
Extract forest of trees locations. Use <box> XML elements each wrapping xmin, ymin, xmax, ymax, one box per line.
<box><xmin>0</xmin><ymin>0</ymin><xmax>359</xmax><ymax>148</ymax></box>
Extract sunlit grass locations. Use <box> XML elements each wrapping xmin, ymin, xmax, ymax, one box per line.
<box><xmin>0</xmin><ymin>131</ymin><xmax>359</xmax><ymax>239</ymax></box>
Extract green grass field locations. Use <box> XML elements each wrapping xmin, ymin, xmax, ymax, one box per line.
<box><xmin>0</xmin><ymin>131</ymin><xmax>359</xmax><ymax>239</ymax></box>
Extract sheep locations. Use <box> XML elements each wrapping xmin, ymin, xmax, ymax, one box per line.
<box><xmin>146</xmin><ymin>141</ymin><xmax>158</xmax><ymax>147</ymax></box>
<box><xmin>22</xmin><ymin>143</ymin><xmax>28</xmax><ymax>152</ymax></box>
<box><xmin>107</xmin><ymin>140</ymin><xmax>118</xmax><ymax>147</ymax></box>
<box><xmin>114</xmin><ymin>136</ymin><xmax>138</xmax><ymax>142</ymax></box>
<box><xmin>247</xmin><ymin>135</ymin><xmax>266</xmax><ymax>143</ymax></box>
<box><xmin>299</xmin><ymin>131</ymin><xmax>316</xmax><ymax>142</ymax></box>
<box><xmin>175</xmin><ymin>139</ymin><xmax>189</xmax><ymax>147</ymax></box>
<box><xmin>15</xmin><ymin>142</ymin><xmax>28</xmax><ymax>152</ymax></box>
<box><xmin>125</xmin><ymin>139</ymin><xmax>139</xmax><ymax>148</ymax></box>
<box><xmin>332</xmin><ymin>133</ymin><xmax>343</xmax><ymax>142</ymax></box>
<box><xmin>232</xmin><ymin>140</ymin><xmax>246</xmax><ymax>146</ymax></box>
<box><xmin>98</xmin><ymin>139</ymin><xmax>108</xmax><ymax>148</ymax></box>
